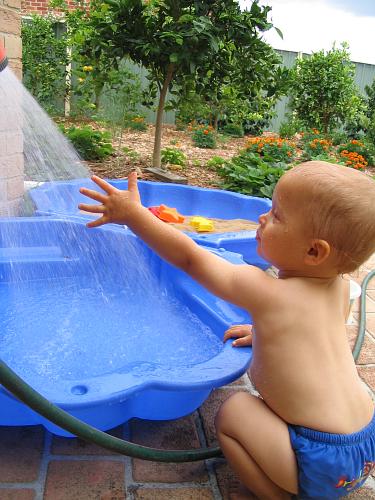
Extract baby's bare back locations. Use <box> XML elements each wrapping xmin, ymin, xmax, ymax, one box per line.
<box><xmin>249</xmin><ymin>276</ymin><xmax>373</xmax><ymax>434</ymax></box>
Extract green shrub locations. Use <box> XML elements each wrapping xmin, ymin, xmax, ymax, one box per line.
<box><xmin>367</xmin><ymin>114</ymin><xmax>375</xmax><ymax>146</ymax></box>
<box><xmin>161</xmin><ymin>147</ymin><xmax>186</xmax><ymax>167</ymax></box>
<box><xmin>328</xmin><ymin>131</ymin><xmax>349</xmax><ymax>146</ymax></box>
<box><xmin>278</xmin><ymin>117</ymin><xmax>306</xmax><ymax>139</ymax></box>
<box><xmin>221</xmin><ymin>123</ymin><xmax>245</xmax><ymax>138</ymax></box>
<box><xmin>302</xmin><ymin>137</ymin><xmax>333</xmax><ymax>159</ymax></box>
<box><xmin>60</xmin><ymin>125</ymin><xmax>114</xmax><ymax>160</ymax></box>
<box><xmin>217</xmin><ymin>151</ymin><xmax>289</xmax><ymax>198</ymax></box>
<box><xmin>206</xmin><ymin>156</ymin><xmax>227</xmax><ymax>170</ymax></box>
<box><xmin>192</xmin><ymin>126</ymin><xmax>216</xmax><ymax>149</ymax></box>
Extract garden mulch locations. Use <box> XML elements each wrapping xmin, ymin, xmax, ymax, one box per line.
<box><xmin>81</xmin><ymin>122</ymin><xmax>248</xmax><ymax>188</ymax></box>
<box><xmin>76</xmin><ymin>122</ymin><xmax>375</xmax><ymax>186</ymax></box>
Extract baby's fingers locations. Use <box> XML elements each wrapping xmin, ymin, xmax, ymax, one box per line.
<box><xmin>91</xmin><ymin>175</ymin><xmax>116</xmax><ymax>194</ymax></box>
<box><xmin>86</xmin><ymin>215</ymin><xmax>108</xmax><ymax>228</ymax></box>
<box><xmin>78</xmin><ymin>203</ymin><xmax>105</xmax><ymax>213</ymax></box>
<box><xmin>232</xmin><ymin>335</ymin><xmax>253</xmax><ymax>347</ymax></box>
<box><xmin>224</xmin><ymin>324</ymin><xmax>252</xmax><ymax>341</ymax></box>
<box><xmin>79</xmin><ymin>187</ymin><xmax>107</xmax><ymax>203</ymax></box>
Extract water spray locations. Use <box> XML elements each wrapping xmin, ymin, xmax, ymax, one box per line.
<box><xmin>0</xmin><ymin>44</ymin><xmax>8</xmax><ymax>73</ymax></box>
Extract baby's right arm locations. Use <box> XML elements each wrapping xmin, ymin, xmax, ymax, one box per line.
<box><xmin>79</xmin><ymin>174</ymin><xmax>276</xmax><ymax>313</ymax></box>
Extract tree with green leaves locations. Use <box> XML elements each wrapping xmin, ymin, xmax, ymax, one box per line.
<box><xmin>289</xmin><ymin>43</ymin><xmax>361</xmax><ymax>133</ymax></box>
<box><xmin>74</xmin><ymin>0</ymin><xmax>282</xmax><ymax>168</ymax></box>
<box><xmin>179</xmin><ymin>6</ymin><xmax>288</xmax><ymax>132</ymax></box>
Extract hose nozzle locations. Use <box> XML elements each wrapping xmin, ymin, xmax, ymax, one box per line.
<box><xmin>0</xmin><ymin>45</ymin><xmax>8</xmax><ymax>73</ymax></box>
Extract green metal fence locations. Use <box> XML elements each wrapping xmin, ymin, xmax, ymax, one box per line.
<box><xmin>122</xmin><ymin>50</ymin><xmax>375</xmax><ymax>130</ymax></box>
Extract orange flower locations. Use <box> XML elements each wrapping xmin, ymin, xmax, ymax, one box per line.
<box><xmin>339</xmin><ymin>150</ymin><xmax>367</xmax><ymax>170</ymax></box>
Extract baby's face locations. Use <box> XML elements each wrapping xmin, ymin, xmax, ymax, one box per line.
<box><xmin>256</xmin><ymin>178</ymin><xmax>309</xmax><ymax>271</ymax></box>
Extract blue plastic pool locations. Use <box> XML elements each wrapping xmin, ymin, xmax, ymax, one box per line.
<box><xmin>29</xmin><ymin>179</ymin><xmax>271</xmax><ymax>268</ymax></box>
<box><xmin>0</xmin><ymin>218</ymin><xmax>251</xmax><ymax>436</ymax></box>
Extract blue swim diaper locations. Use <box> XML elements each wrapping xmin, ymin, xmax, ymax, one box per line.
<box><xmin>288</xmin><ymin>412</ymin><xmax>375</xmax><ymax>499</ymax></box>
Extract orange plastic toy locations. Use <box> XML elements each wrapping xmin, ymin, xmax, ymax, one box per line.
<box><xmin>148</xmin><ymin>204</ymin><xmax>185</xmax><ymax>223</ymax></box>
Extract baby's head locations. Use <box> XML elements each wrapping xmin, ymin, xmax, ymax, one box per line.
<box><xmin>278</xmin><ymin>161</ymin><xmax>375</xmax><ymax>273</ymax></box>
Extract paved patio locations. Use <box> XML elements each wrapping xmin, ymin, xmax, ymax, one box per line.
<box><xmin>0</xmin><ymin>257</ymin><xmax>375</xmax><ymax>499</ymax></box>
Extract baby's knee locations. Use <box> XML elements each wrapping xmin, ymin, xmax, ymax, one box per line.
<box><xmin>215</xmin><ymin>391</ymin><xmax>252</xmax><ymax>432</ymax></box>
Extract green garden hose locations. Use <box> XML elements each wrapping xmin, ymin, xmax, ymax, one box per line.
<box><xmin>0</xmin><ymin>359</ymin><xmax>222</xmax><ymax>462</ymax></box>
<box><xmin>0</xmin><ymin>270</ymin><xmax>373</xmax><ymax>461</ymax></box>
<box><xmin>352</xmin><ymin>269</ymin><xmax>375</xmax><ymax>361</ymax></box>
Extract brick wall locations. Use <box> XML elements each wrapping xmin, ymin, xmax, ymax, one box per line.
<box><xmin>21</xmin><ymin>0</ymin><xmax>81</xmax><ymax>15</ymax></box>
<box><xmin>0</xmin><ymin>0</ymin><xmax>24</xmax><ymax>215</ymax></box>
<box><xmin>1</xmin><ymin>0</ymin><xmax>22</xmax><ymax>77</ymax></box>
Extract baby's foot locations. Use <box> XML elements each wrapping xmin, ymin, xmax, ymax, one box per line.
<box><xmin>229</xmin><ymin>480</ymin><xmax>256</xmax><ymax>499</ymax></box>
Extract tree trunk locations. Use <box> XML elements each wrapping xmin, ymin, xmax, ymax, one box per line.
<box><xmin>213</xmin><ymin>113</ymin><xmax>219</xmax><ymax>131</ymax></box>
<box><xmin>94</xmin><ymin>82</ymin><xmax>103</xmax><ymax>110</ymax></box>
<box><xmin>322</xmin><ymin>110</ymin><xmax>330</xmax><ymax>134</ymax></box>
<box><xmin>152</xmin><ymin>64</ymin><xmax>175</xmax><ymax>169</ymax></box>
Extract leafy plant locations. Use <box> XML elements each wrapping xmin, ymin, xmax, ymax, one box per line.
<box><xmin>96</xmin><ymin>62</ymin><xmax>144</xmax><ymax>125</ymax></box>
<box><xmin>192</xmin><ymin>125</ymin><xmax>217</xmax><ymax>149</ymax></box>
<box><xmin>217</xmin><ymin>151</ymin><xmax>289</xmax><ymax>198</ymax></box>
<box><xmin>365</xmin><ymin>78</ymin><xmax>375</xmax><ymax>119</ymax></box>
<box><xmin>60</xmin><ymin>125</ymin><xmax>114</xmax><ymax>160</ymax></box>
<box><xmin>343</xmin><ymin>95</ymin><xmax>369</xmax><ymax>139</ymax></box>
<box><xmin>367</xmin><ymin>114</ymin><xmax>375</xmax><ymax>146</ymax></box>
<box><xmin>328</xmin><ymin>131</ymin><xmax>349</xmax><ymax>146</ymax></box>
<box><xmin>206</xmin><ymin>156</ymin><xmax>227</xmax><ymax>170</ymax></box>
<box><xmin>302</xmin><ymin>137</ymin><xmax>333</xmax><ymax>159</ymax></box>
<box><xmin>304</xmin><ymin>153</ymin><xmax>344</xmax><ymax>164</ymax></box>
<box><xmin>278</xmin><ymin>116</ymin><xmax>306</xmax><ymax>139</ymax></box>
<box><xmin>122</xmin><ymin>146</ymin><xmax>140</xmax><ymax>161</ymax></box>
<box><xmin>161</xmin><ymin>147</ymin><xmax>186</xmax><ymax>167</ymax></box>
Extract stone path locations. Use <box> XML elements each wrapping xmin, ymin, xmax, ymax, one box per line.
<box><xmin>0</xmin><ymin>258</ymin><xmax>374</xmax><ymax>499</ymax></box>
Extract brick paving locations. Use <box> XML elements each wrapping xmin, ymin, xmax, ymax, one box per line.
<box><xmin>0</xmin><ymin>258</ymin><xmax>375</xmax><ymax>499</ymax></box>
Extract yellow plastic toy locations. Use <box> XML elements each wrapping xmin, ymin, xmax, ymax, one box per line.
<box><xmin>189</xmin><ymin>216</ymin><xmax>215</xmax><ymax>232</ymax></box>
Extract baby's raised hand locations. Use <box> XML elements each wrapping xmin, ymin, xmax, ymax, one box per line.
<box><xmin>223</xmin><ymin>324</ymin><xmax>253</xmax><ymax>347</ymax></box>
<box><xmin>78</xmin><ymin>172</ymin><xmax>141</xmax><ymax>228</ymax></box>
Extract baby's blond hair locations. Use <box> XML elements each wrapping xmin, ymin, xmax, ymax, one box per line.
<box><xmin>281</xmin><ymin>161</ymin><xmax>375</xmax><ymax>273</ymax></box>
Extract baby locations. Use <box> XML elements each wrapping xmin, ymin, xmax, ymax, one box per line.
<box><xmin>79</xmin><ymin>161</ymin><xmax>375</xmax><ymax>499</ymax></box>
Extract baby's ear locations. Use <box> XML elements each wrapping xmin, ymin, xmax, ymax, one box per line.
<box><xmin>304</xmin><ymin>239</ymin><xmax>331</xmax><ymax>266</ymax></box>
